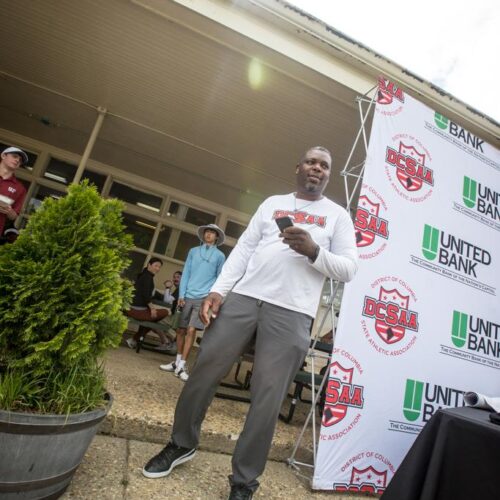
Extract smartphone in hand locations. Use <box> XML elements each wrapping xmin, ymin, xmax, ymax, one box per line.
<box><xmin>275</xmin><ymin>216</ymin><xmax>294</xmax><ymax>232</ymax></box>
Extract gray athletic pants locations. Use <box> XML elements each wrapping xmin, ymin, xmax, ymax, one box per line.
<box><xmin>171</xmin><ymin>292</ymin><xmax>312</xmax><ymax>490</ymax></box>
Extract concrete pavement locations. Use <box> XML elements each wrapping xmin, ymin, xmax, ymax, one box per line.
<box><xmin>60</xmin><ymin>339</ymin><xmax>369</xmax><ymax>499</ymax></box>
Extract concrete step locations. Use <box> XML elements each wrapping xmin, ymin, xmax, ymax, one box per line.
<box><xmin>100</xmin><ymin>344</ymin><xmax>316</xmax><ymax>463</ymax></box>
<box><xmin>82</xmin><ymin>344</ymin><xmax>368</xmax><ymax>499</ymax></box>
<box><xmin>62</xmin><ymin>434</ymin><xmax>364</xmax><ymax>499</ymax></box>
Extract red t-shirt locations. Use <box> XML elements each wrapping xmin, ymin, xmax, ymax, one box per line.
<box><xmin>0</xmin><ymin>174</ymin><xmax>27</xmax><ymax>235</ymax></box>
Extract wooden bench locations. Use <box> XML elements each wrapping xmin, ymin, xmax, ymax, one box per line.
<box><xmin>127</xmin><ymin>317</ymin><xmax>176</xmax><ymax>354</ymax></box>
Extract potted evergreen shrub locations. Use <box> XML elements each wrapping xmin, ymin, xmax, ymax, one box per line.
<box><xmin>0</xmin><ymin>182</ymin><xmax>133</xmax><ymax>499</ymax></box>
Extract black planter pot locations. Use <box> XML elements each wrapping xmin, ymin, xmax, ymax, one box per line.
<box><xmin>0</xmin><ymin>393</ymin><xmax>113</xmax><ymax>500</ymax></box>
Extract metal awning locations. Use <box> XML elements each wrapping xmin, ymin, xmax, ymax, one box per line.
<box><xmin>1</xmin><ymin>0</ymin><xmax>497</xmax><ymax>216</ymax></box>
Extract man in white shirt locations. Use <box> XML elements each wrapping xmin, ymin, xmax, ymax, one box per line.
<box><xmin>161</xmin><ymin>270</ymin><xmax>182</xmax><ymax>311</ymax></box>
<box><xmin>142</xmin><ymin>146</ymin><xmax>358</xmax><ymax>500</ymax></box>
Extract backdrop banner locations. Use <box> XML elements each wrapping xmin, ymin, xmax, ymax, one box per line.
<box><xmin>313</xmin><ymin>77</ymin><xmax>500</xmax><ymax>493</ymax></box>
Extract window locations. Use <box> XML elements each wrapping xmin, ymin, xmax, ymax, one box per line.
<box><xmin>166</xmin><ymin>201</ymin><xmax>181</xmax><ymax>218</ymax></box>
<box><xmin>167</xmin><ymin>201</ymin><xmax>216</xmax><ymax>226</ymax></box>
<box><xmin>27</xmin><ymin>184</ymin><xmax>64</xmax><ymax>213</ymax></box>
<box><xmin>18</xmin><ymin>178</ymin><xmax>31</xmax><ymax>191</ymax></box>
<box><xmin>225</xmin><ymin>220</ymin><xmax>246</xmax><ymax>239</ymax></box>
<box><xmin>219</xmin><ymin>244</ymin><xmax>233</xmax><ymax>259</ymax></box>
<box><xmin>153</xmin><ymin>225</ymin><xmax>173</xmax><ymax>255</ymax></box>
<box><xmin>122</xmin><ymin>213</ymin><xmax>157</xmax><ymax>250</ymax></box>
<box><xmin>173</xmin><ymin>231</ymin><xmax>200</xmax><ymax>261</ymax></box>
<box><xmin>110</xmin><ymin>182</ymin><xmax>162</xmax><ymax>212</ymax></box>
<box><xmin>0</xmin><ymin>142</ymin><xmax>37</xmax><ymax>171</ymax></box>
<box><xmin>44</xmin><ymin>158</ymin><xmax>77</xmax><ymax>185</ymax></box>
<box><xmin>82</xmin><ymin>170</ymin><xmax>106</xmax><ymax>192</ymax></box>
<box><xmin>185</xmin><ymin>206</ymin><xmax>216</xmax><ymax>226</ymax></box>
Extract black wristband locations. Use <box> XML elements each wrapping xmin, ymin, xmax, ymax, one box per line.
<box><xmin>311</xmin><ymin>244</ymin><xmax>320</xmax><ymax>263</ymax></box>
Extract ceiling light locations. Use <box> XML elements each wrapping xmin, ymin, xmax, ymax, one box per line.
<box><xmin>135</xmin><ymin>221</ymin><xmax>156</xmax><ymax>230</ymax></box>
<box><xmin>45</xmin><ymin>172</ymin><xmax>68</xmax><ymax>184</ymax></box>
<box><xmin>136</xmin><ymin>202</ymin><xmax>160</xmax><ymax>212</ymax></box>
<box><xmin>248</xmin><ymin>58</ymin><xmax>264</xmax><ymax>90</ymax></box>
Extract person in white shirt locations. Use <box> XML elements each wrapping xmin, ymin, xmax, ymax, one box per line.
<box><xmin>161</xmin><ymin>270</ymin><xmax>182</xmax><ymax>311</ymax></box>
<box><xmin>142</xmin><ymin>146</ymin><xmax>358</xmax><ymax>500</ymax></box>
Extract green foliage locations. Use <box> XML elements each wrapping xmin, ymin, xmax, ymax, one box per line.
<box><xmin>0</xmin><ymin>181</ymin><xmax>133</xmax><ymax>413</ymax></box>
<box><xmin>0</xmin><ymin>358</ymin><xmax>107</xmax><ymax>414</ymax></box>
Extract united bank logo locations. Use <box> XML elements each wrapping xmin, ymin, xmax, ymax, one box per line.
<box><xmin>322</xmin><ymin>361</ymin><xmax>364</xmax><ymax>427</ymax></box>
<box><xmin>354</xmin><ymin>190</ymin><xmax>389</xmax><ymax>259</ymax></box>
<box><xmin>425</xmin><ymin>112</ymin><xmax>500</xmax><ymax>172</ymax></box>
<box><xmin>453</xmin><ymin>176</ymin><xmax>500</xmax><ymax>231</ymax></box>
<box><xmin>384</xmin><ymin>136</ymin><xmax>434</xmax><ymax>203</ymax></box>
<box><xmin>463</xmin><ymin>176</ymin><xmax>500</xmax><ymax>221</ymax></box>
<box><xmin>388</xmin><ymin>378</ymin><xmax>464</xmax><ymax>434</ymax></box>
<box><xmin>434</xmin><ymin>113</ymin><xmax>485</xmax><ymax>152</ymax></box>
<box><xmin>439</xmin><ymin>310</ymin><xmax>500</xmax><ymax>370</ymax></box>
<box><xmin>422</xmin><ymin>224</ymin><xmax>492</xmax><ymax>275</ymax></box>
<box><xmin>360</xmin><ymin>277</ymin><xmax>419</xmax><ymax>356</ymax></box>
<box><xmin>403</xmin><ymin>379</ymin><xmax>464</xmax><ymax>423</ymax></box>
<box><xmin>410</xmin><ymin>224</ymin><xmax>496</xmax><ymax>295</ymax></box>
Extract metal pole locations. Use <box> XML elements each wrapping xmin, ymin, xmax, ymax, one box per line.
<box><xmin>73</xmin><ymin>106</ymin><xmax>107</xmax><ymax>184</ymax></box>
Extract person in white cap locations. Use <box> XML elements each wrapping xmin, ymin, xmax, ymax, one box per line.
<box><xmin>160</xmin><ymin>224</ymin><xmax>226</xmax><ymax>381</ymax></box>
<box><xmin>0</xmin><ymin>147</ymin><xmax>28</xmax><ymax>237</ymax></box>
<box><xmin>0</xmin><ymin>226</ymin><xmax>20</xmax><ymax>245</ymax></box>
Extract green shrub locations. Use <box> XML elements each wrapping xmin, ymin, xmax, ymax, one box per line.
<box><xmin>0</xmin><ymin>181</ymin><xmax>133</xmax><ymax>413</ymax></box>
<box><xmin>0</xmin><ymin>360</ymin><xmax>106</xmax><ymax>414</ymax></box>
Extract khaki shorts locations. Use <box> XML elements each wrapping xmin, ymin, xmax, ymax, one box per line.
<box><xmin>178</xmin><ymin>298</ymin><xmax>205</xmax><ymax>331</ymax></box>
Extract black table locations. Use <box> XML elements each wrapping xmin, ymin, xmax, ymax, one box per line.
<box><xmin>382</xmin><ymin>406</ymin><xmax>500</xmax><ymax>500</ymax></box>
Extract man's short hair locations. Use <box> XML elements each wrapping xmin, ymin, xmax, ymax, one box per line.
<box><xmin>301</xmin><ymin>146</ymin><xmax>332</xmax><ymax>163</ymax></box>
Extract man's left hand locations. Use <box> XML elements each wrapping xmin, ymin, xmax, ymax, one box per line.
<box><xmin>0</xmin><ymin>202</ymin><xmax>16</xmax><ymax>220</ymax></box>
<box><xmin>200</xmin><ymin>292</ymin><xmax>223</xmax><ymax>327</ymax></box>
<box><xmin>280</xmin><ymin>226</ymin><xmax>318</xmax><ymax>259</ymax></box>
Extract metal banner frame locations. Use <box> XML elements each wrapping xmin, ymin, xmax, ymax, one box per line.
<box><xmin>286</xmin><ymin>90</ymin><xmax>377</xmax><ymax>481</ymax></box>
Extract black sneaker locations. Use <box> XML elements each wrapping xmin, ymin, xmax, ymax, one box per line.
<box><xmin>142</xmin><ymin>442</ymin><xmax>196</xmax><ymax>478</ymax></box>
<box><xmin>228</xmin><ymin>484</ymin><xmax>253</xmax><ymax>500</ymax></box>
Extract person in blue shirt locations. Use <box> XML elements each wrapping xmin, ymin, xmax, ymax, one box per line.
<box><xmin>160</xmin><ymin>224</ymin><xmax>225</xmax><ymax>381</ymax></box>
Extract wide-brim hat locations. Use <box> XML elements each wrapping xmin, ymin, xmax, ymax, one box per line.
<box><xmin>197</xmin><ymin>224</ymin><xmax>225</xmax><ymax>246</ymax></box>
<box><xmin>2</xmin><ymin>146</ymin><xmax>28</xmax><ymax>165</ymax></box>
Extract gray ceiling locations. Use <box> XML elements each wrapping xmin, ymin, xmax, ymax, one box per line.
<box><xmin>0</xmin><ymin>0</ymin><xmax>371</xmax><ymax>214</ymax></box>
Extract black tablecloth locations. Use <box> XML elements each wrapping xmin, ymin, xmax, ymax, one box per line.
<box><xmin>381</xmin><ymin>406</ymin><xmax>500</xmax><ymax>500</ymax></box>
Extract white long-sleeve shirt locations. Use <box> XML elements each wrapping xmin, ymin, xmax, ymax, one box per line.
<box><xmin>211</xmin><ymin>193</ymin><xmax>358</xmax><ymax>317</ymax></box>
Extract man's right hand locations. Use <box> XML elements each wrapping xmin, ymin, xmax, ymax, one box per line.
<box><xmin>200</xmin><ymin>292</ymin><xmax>223</xmax><ymax>327</ymax></box>
<box><xmin>178</xmin><ymin>298</ymin><xmax>186</xmax><ymax>308</ymax></box>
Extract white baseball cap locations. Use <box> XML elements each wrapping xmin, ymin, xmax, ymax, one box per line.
<box><xmin>2</xmin><ymin>146</ymin><xmax>29</xmax><ymax>165</ymax></box>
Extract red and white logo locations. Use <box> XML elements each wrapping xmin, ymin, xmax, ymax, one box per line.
<box><xmin>375</xmin><ymin>288</ymin><xmax>410</xmax><ymax>344</ymax></box>
<box><xmin>334</xmin><ymin>451</ymin><xmax>394</xmax><ymax>495</ymax></box>
<box><xmin>322</xmin><ymin>361</ymin><xmax>364</xmax><ymax>427</ymax></box>
<box><xmin>361</xmin><ymin>277</ymin><xmax>419</xmax><ymax>356</ymax></box>
<box><xmin>272</xmin><ymin>209</ymin><xmax>326</xmax><ymax>228</ymax></box>
<box><xmin>350</xmin><ymin>466</ymin><xmax>388</xmax><ymax>490</ymax></box>
<box><xmin>384</xmin><ymin>135</ymin><xmax>434</xmax><ymax>203</ymax></box>
<box><xmin>354</xmin><ymin>185</ymin><xmax>389</xmax><ymax>260</ymax></box>
<box><xmin>355</xmin><ymin>195</ymin><xmax>389</xmax><ymax>251</ymax></box>
<box><xmin>377</xmin><ymin>77</ymin><xmax>404</xmax><ymax>105</ymax></box>
<box><xmin>376</xmin><ymin>77</ymin><xmax>404</xmax><ymax>116</ymax></box>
